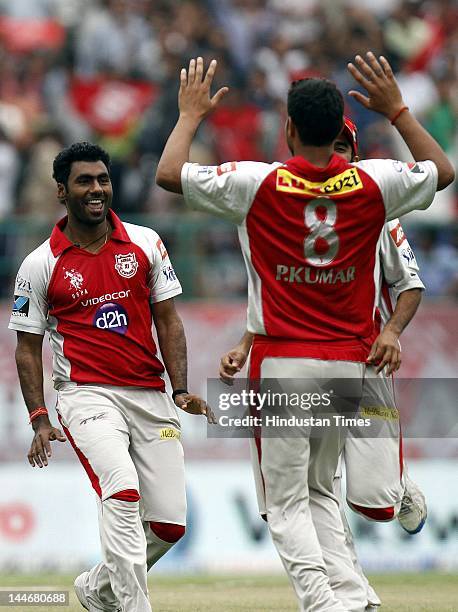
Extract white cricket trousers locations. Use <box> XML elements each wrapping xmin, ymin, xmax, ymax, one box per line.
<box><xmin>250</xmin><ymin>357</ymin><xmax>368</xmax><ymax>612</ymax></box>
<box><xmin>57</xmin><ymin>383</ymin><xmax>186</xmax><ymax>612</ymax></box>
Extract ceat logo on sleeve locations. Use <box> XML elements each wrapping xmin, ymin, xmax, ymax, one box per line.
<box><xmin>389</xmin><ymin>222</ymin><xmax>406</xmax><ymax>247</ymax></box>
<box><xmin>216</xmin><ymin>161</ymin><xmax>237</xmax><ymax>176</ymax></box>
<box><xmin>156</xmin><ymin>238</ymin><xmax>168</xmax><ymax>260</ymax></box>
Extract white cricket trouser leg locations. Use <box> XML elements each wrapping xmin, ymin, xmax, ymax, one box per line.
<box><xmin>100</xmin><ymin>498</ymin><xmax>150</xmax><ymax>611</ymax></box>
<box><xmin>333</xmin><ymin>474</ymin><xmax>381</xmax><ymax>607</ymax></box>
<box><xmin>345</xmin><ymin>367</ymin><xmax>404</xmax><ymax>520</ymax></box>
<box><xmin>257</xmin><ymin>358</ymin><xmax>367</xmax><ymax>612</ymax></box>
<box><xmin>80</xmin><ymin>515</ymin><xmax>179</xmax><ymax>611</ymax></box>
<box><xmin>58</xmin><ymin>385</ymin><xmax>186</xmax><ymax>612</ymax></box>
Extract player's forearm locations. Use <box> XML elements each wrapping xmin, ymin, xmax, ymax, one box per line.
<box><xmin>238</xmin><ymin>330</ymin><xmax>254</xmax><ymax>353</ymax></box>
<box><xmin>156</xmin><ymin>315</ymin><xmax>188</xmax><ymax>391</ymax></box>
<box><xmin>156</xmin><ymin>116</ymin><xmax>201</xmax><ymax>194</ymax></box>
<box><xmin>15</xmin><ymin>347</ymin><xmax>46</xmax><ymax>412</ymax></box>
<box><xmin>384</xmin><ymin>288</ymin><xmax>422</xmax><ymax>336</ymax></box>
<box><xmin>394</xmin><ymin>111</ymin><xmax>455</xmax><ymax>191</ymax></box>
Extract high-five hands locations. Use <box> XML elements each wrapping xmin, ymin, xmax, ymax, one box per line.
<box><xmin>347</xmin><ymin>52</ymin><xmax>406</xmax><ymax>121</ymax></box>
<box><xmin>179</xmin><ymin>57</ymin><xmax>229</xmax><ymax>122</ymax></box>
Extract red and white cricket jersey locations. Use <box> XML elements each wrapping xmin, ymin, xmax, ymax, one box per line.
<box><xmin>182</xmin><ymin>155</ymin><xmax>437</xmax><ymax>361</ymax></box>
<box><xmin>9</xmin><ymin>210</ymin><xmax>181</xmax><ymax>389</ymax></box>
<box><xmin>377</xmin><ymin>219</ymin><xmax>424</xmax><ymax>326</ymax></box>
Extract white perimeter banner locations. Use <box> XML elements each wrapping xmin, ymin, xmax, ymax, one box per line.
<box><xmin>0</xmin><ymin>460</ymin><xmax>456</xmax><ymax>573</ymax></box>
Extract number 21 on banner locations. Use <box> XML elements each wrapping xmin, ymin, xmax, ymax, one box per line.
<box><xmin>303</xmin><ymin>198</ymin><xmax>339</xmax><ymax>266</ymax></box>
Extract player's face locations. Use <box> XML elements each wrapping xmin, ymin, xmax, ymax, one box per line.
<box><xmin>60</xmin><ymin>160</ymin><xmax>113</xmax><ymax>227</ymax></box>
<box><xmin>334</xmin><ymin>137</ymin><xmax>353</xmax><ymax>162</ymax></box>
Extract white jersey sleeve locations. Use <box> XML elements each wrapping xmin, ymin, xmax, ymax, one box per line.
<box><xmin>379</xmin><ymin>220</ymin><xmax>425</xmax><ymax>302</ymax></box>
<box><xmin>355</xmin><ymin>159</ymin><xmax>438</xmax><ymax>221</ymax></box>
<box><xmin>8</xmin><ymin>243</ymin><xmax>51</xmax><ymax>335</ymax></box>
<box><xmin>149</xmin><ymin>233</ymin><xmax>182</xmax><ymax>303</ymax></box>
<box><xmin>181</xmin><ymin>161</ymin><xmax>281</xmax><ymax>224</ymax></box>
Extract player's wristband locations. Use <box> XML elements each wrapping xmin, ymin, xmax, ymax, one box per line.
<box><xmin>390</xmin><ymin>106</ymin><xmax>409</xmax><ymax>125</ymax></box>
<box><xmin>29</xmin><ymin>407</ymin><xmax>48</xmax><ymax>423</ymax></box>
<box><xmin>172</xmin><ymin>389</ymin><xmax>188</xmax><ymax>402</ymax></box>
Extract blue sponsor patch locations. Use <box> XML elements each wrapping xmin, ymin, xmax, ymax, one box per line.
<box><xmin>12</xmin><ymin>295</ymin><xmax>29</xmax><ymax>317</ymax></box>
<box><xmin>401</xmin><ymin>246</ymin><xmax>416</xmax><ymax>264</ymax></box>
<box><xmin>93</xmin><ymin>302</ymin><xmax>128</xmax><ymax>335</ymax></box>
<box><xmin>162</xmin><ymin>264</ymin><xmax>177</xmax><ymax>282</ymax></box>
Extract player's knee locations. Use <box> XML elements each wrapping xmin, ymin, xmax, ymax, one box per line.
<box><xmin>109</xmin><ymin>488</ymin><xmax>140</xmax><ymax>502</ymax></box>
<box><xmin>348</xmin><ymin>501</ymin><xmax>395</xmax><ymax>522</ymax></box>
<box><xmin>149</xmin><ymin>521</ymin><xmax>186</xmax><ymax>543</ymax></box>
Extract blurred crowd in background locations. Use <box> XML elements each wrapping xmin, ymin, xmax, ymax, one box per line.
<box><xmin>0</xmin><ymin>0</ymin><xmax>456</xmax><ymax>299</ymax></box>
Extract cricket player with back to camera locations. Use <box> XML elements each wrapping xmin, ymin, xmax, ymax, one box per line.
<box><xmin>155</xmin><ymin>51</ymin><xmax>454</xmax><ymax>611</ymax></box>
<box><xmin>9</xmin><ymin>142</ymin><xmax>215</xmax><ymax>612</ymax></box>
<box><xmin>220</xmin><ymin>115</ymin><xmax>427</xmax><ymax>610</ymax></box>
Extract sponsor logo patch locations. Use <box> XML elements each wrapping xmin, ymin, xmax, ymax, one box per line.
<box><xmin>160</xmin><ymin>428</ymin><xmax>180</xmax><ymax>440</ymax></box>
<box><xmin>162</xmin><ymin>264</ymin><xmax>177</xmax><ymax>282</ymax></box>
<box><xmin>16</xmin><ymin>275</ymin><xmax>32</xmax><ymax>293</ymax></box>
<box><xmin>216</xmin><ymin>161</ymin><xmax>237</xmax><ymax>176</ymax></box>
<box><xmin>389</xmin><ymin>222</ymin><xmax>406</xmax><ymax>247</ymax></box>
<box><xmin>156</xmin><ymin>238</ymin><xmax>168</xmax><ymax>260</ymax></box>
<box><xmin>360</xmin><ymin>406</ymin><xmax>399</xmax><ymax>421</ymax></box>
<box><xmin>80</xmin><ymin>412</ymin><xmax>107</xmax><ymax>425</ymax></box>
<box><xmin>115</xmin><ymin>253</ymin><xmax>138</xmax><ymax>278</ymax></box>
<box><xmin>401</xmin><ymin>246</ymin><xmax>416</xmax><ymax>264</ymax></box>
<box><xmin>93</xmin><ymin>302</ymin><xmax>128</xmax><ymax>335</ymax></box>
<box><xmin>408</xmin><ymin>162</ymin><xmax>425</xmax><ymax>174</ymax></box>
<box><xmin>12</xmin><ymin>295</ymin><xmax>29</xmax><ymax>317</ymax></box>
<box><xmin>276</xmin><ymin>167</ymin><xmax>362</xmax><ymax>196</ymax></box>
<box><xmin>64</xmin><ymin>267</ymin><xmax>88</xmax><ymax>299</ymax></box>
<box><xmin>82</xmin><ymin>289</ymin><xmax>131</xmax><ymax>307</ymax></box>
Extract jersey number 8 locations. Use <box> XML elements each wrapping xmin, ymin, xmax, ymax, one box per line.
<box><xmin>303</xmin><ymin>198</ymin><xmax>339</xmax><ymax>266</ymax></box>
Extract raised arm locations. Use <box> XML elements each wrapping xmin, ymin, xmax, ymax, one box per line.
<box><xmin>348</xmin><ymin>52</ymin><xmax>455</xmax><ymax>191</ymax></box>
<box><xmin>15</xmin><ymin>331</ymin><xmax>66</xmax><ymax>467</ymax></box>
<box><xmin>156</xmin><ymin>57</ymin><xmax>228</xmax><ymax>193</ymax></box>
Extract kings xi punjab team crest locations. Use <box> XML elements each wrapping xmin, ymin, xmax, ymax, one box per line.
<box><xmin>115</xmin><ymin>253</ymin><xmax>138</xmax><ymax>278</ymax></box>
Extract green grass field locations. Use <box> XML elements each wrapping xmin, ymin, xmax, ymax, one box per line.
<box><xmin>1</xmin><ymin>573</ymin><xmax>457</xmax><ymax>611</ymax></box>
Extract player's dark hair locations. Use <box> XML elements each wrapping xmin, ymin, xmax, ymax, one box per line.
<box><xmin>52</xmin><ymin>142</ymin><xmax>111</xmax><ymax>188</ymax></box>
<box><xmin>287</xmin><ymin>78</ymin><xmax>344</xmax><ymax>147</ymax></box>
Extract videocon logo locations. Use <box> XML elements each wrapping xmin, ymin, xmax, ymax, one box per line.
<box><xmin>93</xmin><ymin>302</ymin><xmax>128</xmax><ymax>335</ymax></box>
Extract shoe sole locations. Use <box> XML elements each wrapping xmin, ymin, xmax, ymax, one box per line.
<box><xmin>402</xmin><ymin>515</ymin><xmax>427</xmax><ymax>535</ymax></box>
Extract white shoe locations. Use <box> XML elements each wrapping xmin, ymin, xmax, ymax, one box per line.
<box><xmin>74</xmin><ymin>573</ymin><xmax>121</xmax><ymax>612</ymax></box>
<box><xmin>398</xmin><ymin>475</ymin><xmax>427</xmax><ymax>534</ymax></box>
<box><xmin>74</xmin><ymin>572</ymin><xmax>90</xmax><ymax>610</ymax></box>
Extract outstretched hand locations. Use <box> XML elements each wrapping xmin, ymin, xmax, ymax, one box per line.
<box><xmin>179</xmin><ymin>57</ymin><xmax>229</xmax><ymax>122</ymax></box>
<box><xmin>174</xmin><ymin>393</ymin><xmax>217</xmax><ymax>424</ymax></box>
<box><xmin>347</xmin><ymin>52</ymin><xmax>406</xmax><ymax>120</ymax></box>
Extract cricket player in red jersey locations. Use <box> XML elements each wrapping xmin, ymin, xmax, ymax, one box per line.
<box><xmin>220</xmin><ymin>116</ymin><xmax>427</xmax><ymax>610</ymax></box>
<box><xmin>156</xmin><ymin>52</ymin><xmax>454</xmax><ymax>611</ymax></box>
<box><xmin>9</xmin><ymin>142</ymin><xmax>214</xmax><ymax>612</ymax></box>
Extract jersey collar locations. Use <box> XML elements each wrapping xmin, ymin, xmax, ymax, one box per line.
<box><xmin>49</xmin><ymin>209</ymin><xmax>130</xmax><ymax>257</ymax></box>
<box><xmin>284</xmin><ymin>153</ymin><xmax>348</xmax><ymax>180</ymax></box>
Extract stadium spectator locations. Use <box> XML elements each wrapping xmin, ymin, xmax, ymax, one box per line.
<box><xmin>0</xmin><ymin>0</ymin><xmax>455</xmax><ymax>300</ymax></box>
